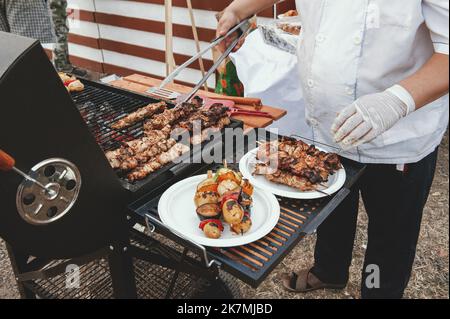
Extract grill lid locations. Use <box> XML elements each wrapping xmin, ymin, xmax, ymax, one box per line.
<box><xmin>0</xmin><ymin>32</ymin><xmax>129</xmax><ymax>259</ymax></box>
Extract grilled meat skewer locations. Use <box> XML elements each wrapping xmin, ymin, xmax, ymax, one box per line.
<box><xmin>166</xmin><ymin>104</ymin><xmax>230</xmax><ymax>144</ymax></box>
<box><xmin>110</xmin><ymin>102</ymin><xmax>166</xmax><ymax>130</ymax></box>
<box><xmin>105</xmin><ymin>125</ymin><xmax>171</xmax><ymax>169</ymax></box>
<box><xmin>176</xmin><ymin>104</ymin><xmax>229</xmax><ymax>132</ymax></box>
<box><xmin>143</xmin><ymin>103</ymin><xmax>198</xmax><ymax>131</ymax></box>
<box><xmin>254</xmin><ymin>164</ymin><xmax>316</xmax><ymax>191</ymax></box>
<box><xmin>107</xmin><ymin>106</ymin><xmax>230</xmax><ymax>171</ymax></box>
<box><xmin>191</xmin><ymin>117</ymin><xmax>231</xmax><ymax>145</ymax></box>
<box><xmin>106</xmin><ymin>147</ymin><xmax>133</xmax><ymax>170</ymax></box>
<box><xmin>118</xmin><ymin>138</ymin><xmax>177</xmax><ymax>172</ymax></box>
<box><xmin>127</xmin><ymin>143</ymin><xmax>190</xmax><ymax>181</ymax></box>
<box><xmin>106</xmin><ymin>101</ymin><xmax>232</xmax><ymax>179</ymax></box>
<box><xmin>255</xmin><ymin>138</ymin><xmax>342</xmax><ymax>188</ymax></box>
<box><xmin>276</xmin><ymin>138</ymin><xmax>341</xmax><ymax>170</ymax></box>
<box><xmin>133</xmin><ymin>139</ymin><xmax>177</xmax><ymax>164</ymax></box>
<box><xmin>126</xmin><ymin>125</ymin><xmax>171</xmax><ymax>153</ymax></box>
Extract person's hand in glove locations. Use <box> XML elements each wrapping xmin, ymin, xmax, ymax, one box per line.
<box><xmin>331</xmin><ymin>85</ymin><xmax>416</xmax><ymax>149</ymax></box>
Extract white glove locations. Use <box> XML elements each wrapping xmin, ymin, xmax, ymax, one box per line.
<box><xmin>331</xmin><ymin>85</ymin><xmax>416</xmax><ymax>149</ymax></box>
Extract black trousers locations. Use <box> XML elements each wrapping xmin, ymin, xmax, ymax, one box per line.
<box><xmin>311</xmin><ymin>149</ymin><xmax>439</xmax><ymax>299</ymax></box>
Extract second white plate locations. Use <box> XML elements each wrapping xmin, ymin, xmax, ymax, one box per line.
<box><xmin>239</xmin><ymin>148</ymin><xmax>346</xmax><ymax>199</ymax></box>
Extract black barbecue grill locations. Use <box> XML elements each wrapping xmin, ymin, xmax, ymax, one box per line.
<box><xmin>0</xmin><ymin>32</ymin><xmax>365</xmax><ymax>299</ymax></box>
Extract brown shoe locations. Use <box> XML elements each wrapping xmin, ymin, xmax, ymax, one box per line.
<box><xmin>281</xmin><ymin>268</ymin><xmax>346</xmax><ymax>293</ymax></box>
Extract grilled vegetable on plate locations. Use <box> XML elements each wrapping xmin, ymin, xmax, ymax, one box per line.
<box><xmin>222</xmin><ymin>197</ymin><xmax>244</xmax><ymax>225</ymax></box>
<box><xmin>158</xmin><ymin>168</ymin><xmax>280</xmax><ymax>247</ymax></box>
<box><xmin>196</xmin><ymin>203</ymin><xmax>221</xmax><ymax>221</ymax></box>
<box><xmin>230</xmin><ymin>213</ymin><xmax>252</xmax><ymax>235</ymax></box>
<box><xmin>195</xmin><ymin>169</ymin><xmax>247</xmax><ymax>239</ymax></box>
<box><xmin>199</xmin><ymin>219</ymin><xmax>224</xmax><ymax>239</ymax></box>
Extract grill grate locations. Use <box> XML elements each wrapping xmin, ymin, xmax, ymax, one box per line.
<box><xmin>71</xmin><ymin>80</ymin><xmax>161</xmax><ymax>153</ymax></box>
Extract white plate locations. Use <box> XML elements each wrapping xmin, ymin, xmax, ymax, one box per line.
<box><xmin>158</xmin><ymin>174</ymin><xmax>280</xmax><ymax>248</ymax></box>
<box><xmin>239</xmin><ymin>148</ymin><xmax>346</xmax><ymax>199</ymax></box>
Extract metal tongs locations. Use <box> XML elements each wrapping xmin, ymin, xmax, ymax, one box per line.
<box><xmin>147</xmin><ymin>18</ymin><xmax>252</xmax><ymax>107</ymax></box>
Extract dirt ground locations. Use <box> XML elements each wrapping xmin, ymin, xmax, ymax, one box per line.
<box><xmin>0</xmin><ymin>133</ymin><xmax>448</xmax><ymax>299</ymax></box>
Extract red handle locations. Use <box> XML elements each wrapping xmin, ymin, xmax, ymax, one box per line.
<box><xmin>0</xmin><ymin>149</ymin><xmax>16</xmax><ymax>171</ymax></box>
<box><xmin>215</xmin><ymin>96</ymin><xmax>262</xmax><ymax>107</ymax></box>
<box><xmin>228</xmin><ymin>109</ymin><xmax>273</xmax><ymax>118</ymax></box>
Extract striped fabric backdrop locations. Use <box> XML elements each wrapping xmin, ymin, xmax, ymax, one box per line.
<box><xmin>49</xmin><ymin>0</ymin><xmax>296</xmax><ymax>87</ymax></box>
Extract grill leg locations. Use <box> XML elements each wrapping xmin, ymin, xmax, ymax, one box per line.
<box><xmin>164</xmin><ymin>248</ymin><xmax>189</xmax><ymax>299</ymax></box>
<box><xmin>5</xmin><ymin>244</ymin><xmax>36</xmax><ymax>299</ymax></box>
<box><xmin>107</xmin><ymin>239</ymin><xmax>138</xmax><ymax>299</ymax></box>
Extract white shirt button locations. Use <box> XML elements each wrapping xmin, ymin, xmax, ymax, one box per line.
<box><xmin>354</xmin><ymin>35</ymin><xmax>362</xmax><ymax>45</ymax></box>
<box><xmin>316</xmin><ymin>34</ymin><xmax>325</xmax><ymax>43</ymax></box>
<box><xmin>307</xmin><ymin>79</ymin><xmax>315</xmax><ymax>88</ymax></box>
<box><xmin>346</xmin><ymin>86</ymin><xmax>354</xmax><ymax>95</ymax></box>
<box><xmin>309</xmin><ymin>118</ymin><xmax>319</xmax><ymax>127</ymax></box>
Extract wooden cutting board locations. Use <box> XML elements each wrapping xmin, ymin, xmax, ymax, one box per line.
<box><xmin>109</xmin><ymin>74</ymin><xmax>287</xmax><ymax>129</ymax></box>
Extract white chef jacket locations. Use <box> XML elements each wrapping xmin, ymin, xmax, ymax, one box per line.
<box><xmin>295</xmin><ymin>0</ymin><xmax>449</xmax><ymax>164</ymax></box>
<box><xmin>230</xmin><ymin>29</ymin><xmax>313</xmax><ymax>139</ymax></box>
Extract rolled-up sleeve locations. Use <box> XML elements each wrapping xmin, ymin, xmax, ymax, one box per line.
<box><xmin>423</xmin><ymin>0</ymin><xmax>449</xmax><ymax>54</ymax></box>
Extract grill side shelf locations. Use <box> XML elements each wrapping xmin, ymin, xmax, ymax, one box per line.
<box><xmin>129</xmin><ymin>160</ymin><xmax>365</xmax><ymax>288</ymax></box>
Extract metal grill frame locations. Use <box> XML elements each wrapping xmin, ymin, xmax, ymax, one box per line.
<box><xmin>129</xmin><ymin>134</ymin><xmax>366</xmax><ymax>288</ymax></box>
<box><xmin>15</xmin><ymin>230</ymin><xmax>213</xmax><ymax>299</ymax></box>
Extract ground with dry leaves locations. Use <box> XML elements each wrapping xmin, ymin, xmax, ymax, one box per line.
<box><xmin>0</xmin><ymin>133</ymin><xmax>448</xmax><ymax>299</ymax></box>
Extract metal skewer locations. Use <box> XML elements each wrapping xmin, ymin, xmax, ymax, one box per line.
<box><xmin>290</xmin><ymin>134</ymin><xmax>342</xmax><ymax>153</ymax></box>
<box><xmin>0</xmin><ymin>149</ymin><xmax>56</xmax><ymax>196</ymax></box>
<box><xmin>314</xmin><ymin>188</ymin><xmax>330</xmax><ymax>197</ymax></box>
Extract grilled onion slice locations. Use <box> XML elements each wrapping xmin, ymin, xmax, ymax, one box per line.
<box><xmin>196</xmin><ymin>204</ymin><xmax>221</xmax><ymax>221</ymax></box>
